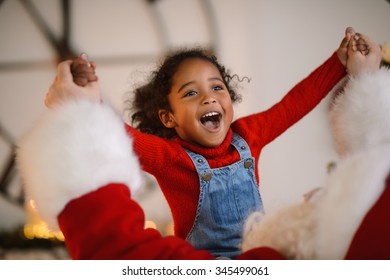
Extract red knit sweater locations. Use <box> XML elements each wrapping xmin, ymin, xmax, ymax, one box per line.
<box><xmin>126</xmin><ymin>52</ymin><xmax>346</xmax><ymax>239</ymax></box>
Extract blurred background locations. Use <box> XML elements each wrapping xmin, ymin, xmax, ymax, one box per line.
<box><xmin>1</xmin><ymin>0</ymin><xmax>390</xmax><ymax>259</ymax></box>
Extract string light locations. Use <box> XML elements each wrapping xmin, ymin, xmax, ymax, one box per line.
<box><xmin>144</xmin><ymin>220</ymin><xmax>157</xmax><ymax>229</ymax></box>
<box><xmin>23</xmin><ymin>199</ymin><xmax>64</xmax><ymax>241</ymax></box>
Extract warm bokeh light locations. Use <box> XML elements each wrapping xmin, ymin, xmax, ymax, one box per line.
<box><xmin>164</xmin><ymin>222</ymin><xmax>174</xmax><ymax>236</ymax></box>
<box><xmin>23</xmin><ymin>221</ymin><xmax>65</xmax><ymax>241</ymax></box>
<box><xmin>144</xmin><ymin>220</ymin><xmax>157</xmax><ymax>229</ymax></box>
<box><xmin>24</xmin><ymin>199</ymin><xmax>64</xmax><ymax>241</ymax></box>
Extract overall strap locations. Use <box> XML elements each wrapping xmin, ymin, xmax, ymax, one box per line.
<box><xmin>184</xmin><ymin>149</ymin><xmax>210</xmax><ymax>173</ymax></box>
<box><xmin>230</xmin><ymin>133</ymin><xmax>252</xmax><ymax>159</ymax></box>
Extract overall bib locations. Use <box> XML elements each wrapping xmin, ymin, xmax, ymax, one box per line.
<box><xmin>185</xmin><ymin>133</ymin><xmax>264</xmax><ymax>258</ymax></box>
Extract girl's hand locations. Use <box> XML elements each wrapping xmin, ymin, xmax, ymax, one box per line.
<box><xmin>71</xmin><ymin>53</ymin><xmax>98</xmax><ymax>87</ymax></box>
<box><xmin>347</xmin><ymin>33</ymin><xmax>382</xmax><ymax>77</ymax></box>
<box><xmin>336</xmin><ymin>27</ymin><xmax>355</xmax><ymax>67</ymax></box>
<box><xmin>336</xmin><ymin>27</ymin><xmax>369</xmax><ymax>67</ymax></box>
<box><xmin>45</xmin><ymin>59</ymin><xmax>101</xmax><ymax>108</ymax></box>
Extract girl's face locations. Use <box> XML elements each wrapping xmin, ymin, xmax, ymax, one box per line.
<box><xmin>159</xmin><ymin>58</ymin><xmax>234</xmax><ymax>147</ymax></box>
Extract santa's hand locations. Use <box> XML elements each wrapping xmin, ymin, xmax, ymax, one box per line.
<box><xmin>347</xmin><ymin>33</ymin><xmax>382</xmax><ymax>77</ymax></box>
<box><xmin>45</xmin><ymin>60</ymin><xmax>101</xmax><ymax>108</ymax></box>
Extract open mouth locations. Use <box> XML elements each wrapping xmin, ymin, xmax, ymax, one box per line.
<box><xmin>200</xmin><ymin>111</ymin><xmax>222</xmax><ymax>131</ymax></box>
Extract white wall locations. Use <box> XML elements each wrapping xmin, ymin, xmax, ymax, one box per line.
<box><xmin>1</xmin><ymin>0</ymin><xmax>390</xmax><ymax>231</ymax></box>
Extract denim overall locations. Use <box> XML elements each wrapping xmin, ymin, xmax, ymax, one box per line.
<box><xmin>185</xmin><ymin>133</ymin><xmax>264</xmax><ymax>258</ymax></box>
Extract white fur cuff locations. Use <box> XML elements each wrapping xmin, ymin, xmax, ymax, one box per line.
<box><xmin>17</xmin><ymin>99</ymin><xmax>143</xmax><ymax>230</ymax></box>
<box><xmin>330</xmin><ymin>67</ymin><xmax>390</xmax><ymax>157</ymax></box>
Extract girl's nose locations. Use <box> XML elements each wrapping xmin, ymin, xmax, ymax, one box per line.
<box><xmin>202</xmin><ymin>93</ymin><xmax>217</xmax><ymax>105</ymax></box>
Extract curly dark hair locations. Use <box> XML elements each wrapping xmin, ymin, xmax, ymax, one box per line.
<box><xmin>129</xmin><ymin>47</ymin><xmax>243</xmax><ymax>139</ymax></box>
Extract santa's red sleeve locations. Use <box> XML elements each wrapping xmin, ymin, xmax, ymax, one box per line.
<box><xmin>345</xmin><ymin>176</ymin><xmax>390</xmax><ymax>259</ymax></box>
<box><xmin>59</xmin><ymin>183</ymin><xmax>216</xmax><ymax>259</ymax></box>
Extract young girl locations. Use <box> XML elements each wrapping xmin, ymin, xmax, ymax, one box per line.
<box><xmin>51</xmin><ymin>27</ymin><xmax>364</xmax><ymax>258</ymax></box>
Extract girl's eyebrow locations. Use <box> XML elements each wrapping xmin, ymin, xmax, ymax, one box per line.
<box><xmin>178</xmin><ymin>81</ymin><xmax>195</xmax><ymax>93</ymax></box>
<box><xmin>177</xmin><ymin>77</ymin><xmax>224</xmax><ymax>93</ymax></box>
<box><xmin>210</xmin><ymin>77</ymin><xmax>224</xmax><ymax>83</ymax></box>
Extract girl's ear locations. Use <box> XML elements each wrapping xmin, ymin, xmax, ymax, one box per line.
<box><xmin>158</xmin><ymin>109</ymin><xmax>177</xmax><ymax>128</ymax></box>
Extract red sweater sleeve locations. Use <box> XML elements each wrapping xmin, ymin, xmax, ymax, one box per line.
<box><xmin>58</xmin><ymin>184</ymin><xmax>214</xmax><ymax>260</ymax></box>
<box><xmin>234</xmin><ymin>52</ymin><xmax>346</xmax><ymax>150</ymax></box>
<box><xmin>125</xmin><ymin>125</ymin><xmax>182</xmax><ymax>174</ymax></box>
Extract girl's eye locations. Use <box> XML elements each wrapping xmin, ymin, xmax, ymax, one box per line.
<box><xmin>212</xmin><ymin>85</ymin><xmax>223</xmax><ymax>91</ymax></box>
<box><xmin>183</xmin><ymin>90</ymin><xmax>197</xmax><ymax>97</ymax></box>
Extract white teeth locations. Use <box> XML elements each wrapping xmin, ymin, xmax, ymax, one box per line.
<box><xmin>202</xmin><ymin>112</ymin><xmax>219</xmax><ymax>118</ymax></box>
